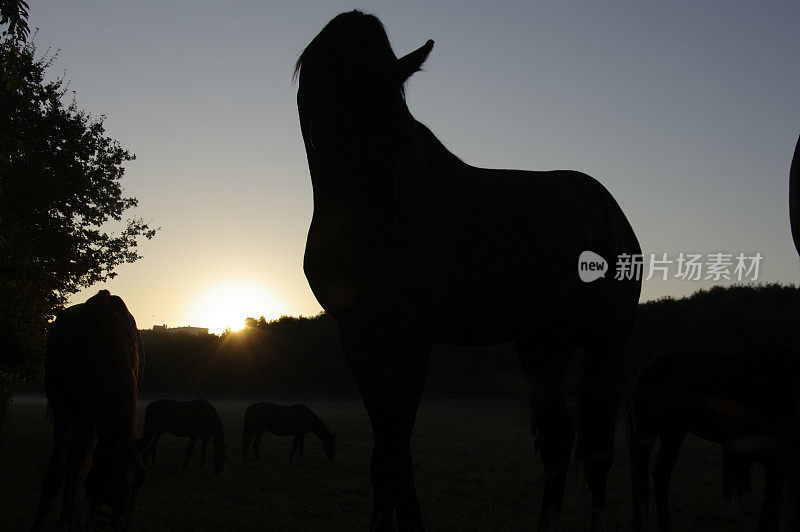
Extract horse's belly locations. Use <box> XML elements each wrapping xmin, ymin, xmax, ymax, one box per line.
<box><xmin>267</xmin><ymin>427</ymin><xmax>298</xmax><ymax>437</ymax></box>
<box><xmin>685</xmin><ymin>408</ymin><xmax>782</xmax><ymax>446</ymax></box>
<box><xmin>164</xmin><ymin>428</ymin><xmax>191</xmax><ymax>438</ymax></box>
<box><xmin>431</xmin><ymin>279</ymin><xmax>577</xmax><ymax>345</ymax></box>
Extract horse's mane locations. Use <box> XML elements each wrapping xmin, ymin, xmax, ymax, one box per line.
<box><xmin>82</xmin><ymin>290</ymin><xmax>140</xmax><ymax>430</ymax></box>
<box><xmin>293</xmin><ymin>10</ymin><xmax>404</xmax><ymax>96</ymax></box>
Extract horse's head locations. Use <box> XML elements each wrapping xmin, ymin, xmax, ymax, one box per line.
<box><xmin>213</xmin><ymin>441</ymin><xmax>227</xmax><ymax>475</ymax></box>
<box><xmin>324</xmin><ymin>434</ymin><xmax>336</xmax><ymax>461</ymax></box>
<box><xmin>295</xmin><ymin>11</ymin><xmax>434</xmax><ymax>161</ymax></box>
<box><xmin>86</xmin><ymin>439</ymin><xmax>145</xmax><ymax>522</ymax></box>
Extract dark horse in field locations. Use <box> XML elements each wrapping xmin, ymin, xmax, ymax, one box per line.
<box><xmin>628</xmin><ymin>343</ymin><xmax>800</xmax><ymax>531</ymax></box>
<box><xmin>242</xmin><ymin>402</ymin><xmax>335</xmax><ymax>461</ymax></box>
<box><xmin>139</xmin><ymin>398</ymin><xmax>227</xmax><ymax>474</ymax></box>
<box><xmin>787</xmin><ymin>131</ymin><xmax>800</xmax><ymax>531</ymax></box>
<box><xmin>32</xmin><ymin>290</ymin><xmax>145</xmax><ymax>531</ymax></box>
<box><xmin>295</xmin><ymin>11</ymin><xmax>641</xmax><ymax>531</ymax></box>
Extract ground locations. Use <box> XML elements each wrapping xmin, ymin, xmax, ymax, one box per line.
<box><xmin>0</xmin><ymin>395</ymin><xmax>779</xmax><ymax>531</ymax></box>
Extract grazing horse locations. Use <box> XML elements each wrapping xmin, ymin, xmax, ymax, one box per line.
<box><xmin>295</xmin><ymin>11</ymin><xmax>641</xmax><ymax>531</ymax></box>
<box><xmin>242</xmin><ymin>402</ymin><xmax>335</xmax><ymax>461</ymax></box>
<box><xmin>32</xmin><ymin>290</ymin><xmax>145</xmax><ymax>530</ymax></box>
<box><xmin>139</xmin><ymin>398</ymin><xmax>227</xmax><ymax>474</ymax></box>
<box><xmin>628</xmin><ymin>343</ymin><xmax>800</xmax><ymax>531</ymax></box>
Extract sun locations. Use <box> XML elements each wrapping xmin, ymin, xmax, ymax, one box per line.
<box><xmin>186</xmin><ymin>279</ymin><xmax>282</xmax><ymax>334</ymax></box>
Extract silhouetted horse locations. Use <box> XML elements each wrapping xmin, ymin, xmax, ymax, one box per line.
<box><xmin>788</xmin><ymin>132</ymin><xmax>800</xmax><ymax>531</ymax></box>
<box><xmin>242</xmin><ymin>402</ymin><xmax>335</xmax><ymax>461</ymax></box>
<box><xmin>139</xmin><ymin>399</ymin><xmax>227</xmax><ymax>474</ymax></box>
<box><xmin>628</xmin><ymin>343</ymin><xmax>800</xmax><ymax>531</ymax></box>
<box><xmin>789</xmin><ymin>134</ymin><xmax>800</xmax><ymax>257</ymax></box>
<box><xmin>32</xmin><ymin>290</ymin><xmax>145</xmax><ymax>531</ymax></box>
<box><xmin>295</xmin><ymin>11</ymin><xmax>641</xmax><ymax>531</ymax></box>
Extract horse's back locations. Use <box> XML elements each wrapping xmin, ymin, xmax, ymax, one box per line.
<box><xmin>428</xmin><ymin>167</ymin><xmax>641</xmax><ymax>343</ymax></box>
<box><xmin>193</xmin><ymin>398</ymin><xmax>223</xmax><ymax>430</ymax></box>
<box><xmin>634</xmin><ymin>343</ymin><xmax>800</xmax><ymax>394</ymax></box>
<box><xmin>631</xmin><ymin>343</ymin><xmax>800</xmax><ymax>440</ymax></box>
<box><xmin>46</xmin><ymin>291</ymin><xmax>140</xmax><ymax>416</ymax></box>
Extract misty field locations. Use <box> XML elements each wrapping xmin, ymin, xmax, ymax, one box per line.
<box><xmin>0</xmin><ymin>395</ymin><xmax>779</xmax><ymax>531</ymax></box>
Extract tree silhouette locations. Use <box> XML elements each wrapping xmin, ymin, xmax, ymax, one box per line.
<box><xmin>0</xmin><ymin>0</ymin><xmax>28</xmax><ymax>42</ymax></box>
<box><xmin>0</xmin><ymin>8</ymin><xmax>156</xmax><ymax>421</ymax></box>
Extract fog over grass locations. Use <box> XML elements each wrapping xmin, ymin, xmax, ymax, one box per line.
<box><xmin>1</xmin><ymin>397</ymin><xmax>781</xmax><ymax>530</ymax></box>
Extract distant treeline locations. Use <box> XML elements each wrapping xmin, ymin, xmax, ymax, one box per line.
<box><xmin>139</xmin><ymin>284</ymin><xmax>800</xmax><ymax>396</ymax></box>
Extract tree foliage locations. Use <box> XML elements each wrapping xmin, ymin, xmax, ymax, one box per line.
<box><xmin>0</xmin><ymin>0</ymin><xmax>28</xmax><ymax>42</ymax></box>
<box><xmin>136</xmin><ymin>285</ymin><xmax>800</xmax><ymax>397</ymax></box>
<box><xmin>0</xmin><ymin>9</ymin><xmax>156</xmax><ymax>410</ymax></box>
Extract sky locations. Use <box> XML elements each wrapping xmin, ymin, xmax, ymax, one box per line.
<box><xmin>27</xmin><ymin>1</ymin><xmax>800</xmax><ymax>332</ymax></box>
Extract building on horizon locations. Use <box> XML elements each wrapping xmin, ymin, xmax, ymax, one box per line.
<box><xmin>146</xmin><ymin>324</ymin><xmax>209</xmax><ymax>336</ymax></box>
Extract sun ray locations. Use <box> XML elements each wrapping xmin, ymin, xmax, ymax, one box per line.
<box><xmin>185</xmin><ymin>279</ymin><xmax>282</xmax><ymax>334</ymax></box>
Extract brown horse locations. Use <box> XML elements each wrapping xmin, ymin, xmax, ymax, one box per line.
<box><xmin>139</xmin><ymin>398</ymin><xmax>227</xmax><ymax>474</ymax></box>
<box><xmin>295</xmin><ymin>11</ymin><xmax>641</xmax><ymax>531</ymax></box>
<box><xmin>628</xmin><ymin>342</ymin><xmax>800</xmax><ymax>531</ymax></box>
<box><xmin>32</xmin><ymin>290</ymin><xmax>145</xmax><ymax>531</ymax></box>
<box><xmin>242</xmin><ymin>402</ymin><xmax>335</xmax><ymax>461</ymax></box>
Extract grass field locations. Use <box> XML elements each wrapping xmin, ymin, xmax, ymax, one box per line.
<box><xmin>0</xmin><ymin>395</ymin><xmax>781</xmax><ymax>531</ymax></box>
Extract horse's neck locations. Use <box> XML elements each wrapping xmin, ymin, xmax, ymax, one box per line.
<box><xmin>308</xmin><ymin>414</ymin><xmax>331</xmax><ymax>442</ymax></box>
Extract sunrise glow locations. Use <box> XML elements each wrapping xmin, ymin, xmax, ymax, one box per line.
<box><xmin>185</xmin><ymin>279</ymin><xmax>283</xmax><ymax>334</ymax></box>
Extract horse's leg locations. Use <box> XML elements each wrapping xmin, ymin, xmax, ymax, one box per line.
<box><xmin>59</xmin><ymin>420</ymin><xmax>92</xmax><ymax>526</ymax></box>
<box><xmin>757</xmin><ymin>461</ymin><xmax>785</xmax><ymax>532</ymax></box>
<box><xmin>788</xmin><ymin>473</ymin><xmax>800</xmax><ymax>532</ymax></box>
<box><xmin>289</xmin><ymin>435</ymin><xmax>298</xmax><ymax>460</ymax></box>
<box><xmin>722</xmin><ymin>450</ymin><xmax>733</xmax><ymax>501</ymax></box>
<box><xmin>743</xmin><ymin>460</ymin><xmax>753</xmax><ymax>496</ymax></box>
<box><xmin>199</xmin><ymin>437</ymin><xmax>209</xmax><ymax>469</ymax></box>
<box><xmin>629</xmin><ymin>407</ymin><xmax>657</xmax><ymax>530</ymax></box>
<box><xmin>340</xmin><ymin>324</ymin><xmax>430</xmax><ymax>532</ymax></box>
<box><xmin>515</xmin><ymin>335</ymin><xmax>575</xmax><ymax>532</ymax></box>
<box><xmin>725</xmin><ymin>451</ymin><xmax>754</xmax><ymax>502</ymax></box>
<box><xmin>151</xmin><ymin>433</ymin><xmax>160</xmax><ymax>466</ymax></box>
<box><xmin>243</xmin><ymin>428</ymin><xmax>253</xmax><ymax>460</ymax></box>
<box><xmin>183</xmin><ymin>436</ymin><xmax>198</xmax><ymax>469</ymax></box>
<box><xmin>31</xmin><ymin>416</ymin><xmax>69</xmax><ymax>531</ymax></box>
<box><xmin>652</xmin><ymin>430</ymin><xmax>686</xmax><ymax>530</ymax></box>
<box><xmin>140</xmin><ymin>419</ymin><xmax>155</xmax><ymax>465</ymax></box>
<box><xmin>253</xmin><ymin>431</ymin><xmax>263</xmax><ymax>460</ymax></box>
<box><xmin>577</xmin><ymin>334</ymin><xmax>627</xmax><ymax>532</ymax></box>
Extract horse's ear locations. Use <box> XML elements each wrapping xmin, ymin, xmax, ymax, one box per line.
<box><xmin>397</xmin><ymin>39</ymin><xmax>434</xmax><ymax>84</ymax></box>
